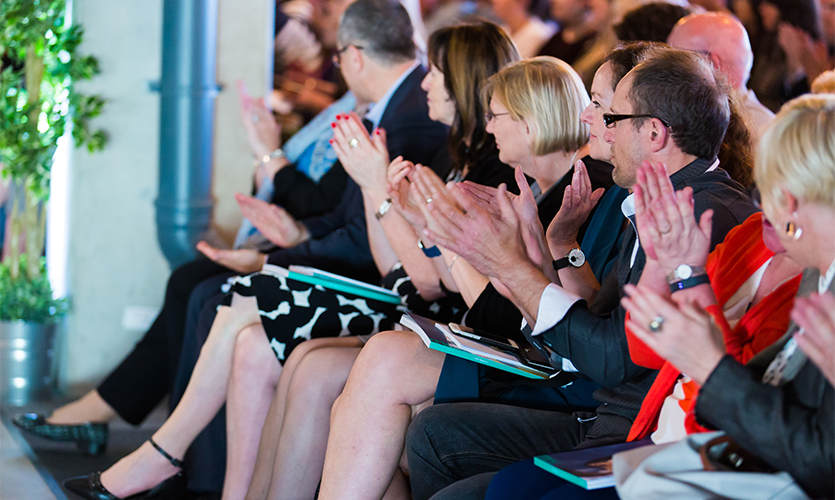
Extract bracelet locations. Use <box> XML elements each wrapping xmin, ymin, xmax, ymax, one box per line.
<box><xmin>669</xmin><ymin>274</ymin><xmax>710</xmax><ymax>293</ymax></box>
<box><xmin>447</xmin><ymin>255</ymin><xmax>460</xmax><ymax>273</ymax></box>
<box><xmin>253</xmin><ymin>148</ymin><xmax>285</xmax><ymax>168</ymax></box>
<box><xmin>375</xmin><ymin>198</ymin><xmax>393</xmax><ymax>220</ymax></box>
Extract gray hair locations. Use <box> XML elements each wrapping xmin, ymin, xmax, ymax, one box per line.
<box><xmin>337</xmin><ymin>0</ymin><xmax>416</xmax><ymax>65</ymax></box>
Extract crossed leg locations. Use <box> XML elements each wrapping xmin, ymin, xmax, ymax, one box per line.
<box><xmin>96</xmin><ymin>294</ymin><xmax>262</xmax><ymax>498</ymax></box>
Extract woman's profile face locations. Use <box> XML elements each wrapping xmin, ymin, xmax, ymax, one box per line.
<box><xmin>580</xmin><ymin>62</ymin><xmax>614</xmax><ymax>162</ymax></box>
<box><xmin>421</xmin><ymin>64</ymin><xmax>457</xmax><ymax>126</ymax></box>
<box><xmin>485</xmin><ymin>96</ymin><xmax>531</xmax><ymax>167</ymax></box>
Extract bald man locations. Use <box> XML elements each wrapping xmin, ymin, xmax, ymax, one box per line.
<box><xmin>668</xmin><ymin>12</ymin><xmax>774</xmax><ymax>141</ymax></box>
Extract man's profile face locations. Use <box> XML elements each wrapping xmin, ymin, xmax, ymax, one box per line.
<box><xmin>605</xmin><ymin>73</ymin><xmax>644</xmax><ymax>190</ymax></box>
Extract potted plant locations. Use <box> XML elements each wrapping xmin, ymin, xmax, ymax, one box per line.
<box><xmin>0</xmin><ymin>0</ymin><xmax>106</xmax><ymax>405</ymax></box>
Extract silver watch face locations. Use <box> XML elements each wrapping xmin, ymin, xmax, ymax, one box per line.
<box><xmin>675</xmin><ymin>264</ymin><xmax>693</xmax><ymax>280</ymax></box>
<box><xmin>568</xmin><ymin>248</ymin><xmax>585</xmax><ymax>267</ymax></box>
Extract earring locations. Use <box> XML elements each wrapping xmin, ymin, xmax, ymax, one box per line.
<box><xmin>785</xmin><ymin>220</ymin><xmax>803</xmax><ymax>240</ymax></box>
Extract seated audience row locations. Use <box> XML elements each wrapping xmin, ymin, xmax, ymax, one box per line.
<box><xmin>13</xmin><ymin>2</ymin><xmax>834</xmax><ymax>499</ymax></box>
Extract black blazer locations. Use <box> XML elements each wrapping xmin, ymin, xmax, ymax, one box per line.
<box><xmin>265</xmin><ymin>66</ymin><xmax>449</xmax><ymax>282</ymax></box>
<box><xmin>696</xmin><ymin>268</ymin><xmax>835</xmax><ymax>498</ymax></box>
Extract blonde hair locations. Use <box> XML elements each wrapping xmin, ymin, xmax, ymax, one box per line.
<box><xmin>482</xmin><ymin>56</ymin><xmax>590</xmax><ymax>156</ymax></box>
<box><xmin>755</xmin><ymin>95</ymin><xmax>835</xmax><ymax>213</ymax></box>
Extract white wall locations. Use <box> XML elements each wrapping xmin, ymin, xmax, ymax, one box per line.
<box><xmin>61</xmin><ymin>0</ymin><xmax>271</xmax><ymax>391</ymax></box>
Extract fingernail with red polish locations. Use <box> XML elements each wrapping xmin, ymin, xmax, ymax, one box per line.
<box><xmin>331</xmin><ymin>122</ymin><xmax>336</xmax><ymax>128</ymax></box>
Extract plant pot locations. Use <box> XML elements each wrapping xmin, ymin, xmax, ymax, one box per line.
<box><xmin>0</xmin><ymin>320</ymin><xmax>57</xmax><ymax>406</ymax></box>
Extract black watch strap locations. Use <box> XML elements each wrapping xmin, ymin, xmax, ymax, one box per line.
<box><xmin>669</xmin><ymin>274</ymin><xmax>710</xmax><ymax>293</ymax></box>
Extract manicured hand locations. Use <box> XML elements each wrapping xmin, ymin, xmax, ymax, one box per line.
<box><xmin>330</xmin><ymin>112</ymin><xmax>389</xmax><ymax>193</ymax></box>
<box><xmin>235</xmin><ymin>193</ymin><xmax>310</xmax><ymax>248</ymax></box>
<box><xmin>196</xmin><ymin>241</ymin><xmax>266</xmax><ymax>274</ymax></box>
<box><xmin>546</xmin><ymin>160</ymin><xmax>604</xmax><ymax>252</ymax></box>
<box><xmin>621</xmin><ymin>283</ymin><xmax>725</xmax><ymax>386</ymax></box>
<box><xmin>792</xmin><ymin>292</ymin><xmax>835</xmax><ymax>387</ymax></box>
<box><xmin>633</xmin><ymin>161</ymin><xmax>711</xmax><ymax>274</ymax></box>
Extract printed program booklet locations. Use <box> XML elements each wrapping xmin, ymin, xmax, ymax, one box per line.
<box><xmin>399</xmin><ymin>312</ymin><xmax>559</xmax><ymax>380</ymax></box>
<box><xmin>534</xmin><ymin>440</ymin><xmax>654</xmax><ymax>489</ymax></box>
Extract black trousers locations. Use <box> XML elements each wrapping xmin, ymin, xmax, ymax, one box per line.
<box><xmin>96</xmin><ymin>258</ymin><xmax>234</xmax><ymax>425</ymax></box>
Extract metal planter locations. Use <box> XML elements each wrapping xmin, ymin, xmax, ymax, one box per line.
<box><xmin>0</xmin><ymin>321</ymin><xmax>57</xmax><ymax>406</ymax></box>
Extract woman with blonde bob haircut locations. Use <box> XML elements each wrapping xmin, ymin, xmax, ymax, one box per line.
<box><xmin>317</xmin><ymin>56</ymin><xmax>620</xmax><ymax>500</ymax></box>
<box><xmin>482</xmin><ymin>56</ymin><xmax>590</xmax><ymax>157</ymax></box>
<box><xmin>620</xmin><ymin>94</ymin><xmax>835</xmax><ymax>499</ymax></box>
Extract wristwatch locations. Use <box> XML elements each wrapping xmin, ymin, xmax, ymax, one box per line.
<box><xmin>375</xmin><ymin>198</ymin><xmax>393</xmax><ymax>220</ymax></box>
<box><xmin>666</xmin><ymin>264</ymin><xmax>709</xmax><ymax>293</ymax></box>
<box><xmin>418</xmin><ymin>238</ymin><xmax>442</xmax><ymax>258</ymax></box>
<box><xmin>553</xmin><ymin>248</ymin><xmax>585</xmax><ymax>271</ymax></box>
<box><xmin>666</xmin><ymin>264</ymin><xmax>706</xmax><ymax>283</ymax></box>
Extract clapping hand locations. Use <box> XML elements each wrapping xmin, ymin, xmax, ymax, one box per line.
<box><xmin>235</xmin><ymin>193</ymin><xmax>310</xmax><ymax>248</ymax></box>
<box><xmin>621</xmin><ymin>284</ymin><xmax>726</xmax><ymax>386</ymax></box>
<box><xmin>546</xmin><ymin>160</ymin><xmax>605</xmax><ymax>253</ymax></box>
<box><xmin>458</xmin><ymin>167</ymin><xmax>553</xmax><ymax>275</ymax></box>
<box><xmin>330</xmin><ymin>112</ymin><xmax>389</xmax><ymax>193</ymax></box>
<box><xmin>196</xmin><ymin>241</ymin><xmax>266</xmax><ymax>274</ymax></box>
<box><xmin>409</xmin><ymin>164</ymin><xmax>466</xmax><ymax>242</ymax></box>
<box><xmin>238</xmin><ymin>81</ymin><xmax>283</xmax><ymax>183</ymax></box>
<box><xmin>421</xmin><ymin>179</ymin><xmax>531</xmax><ymax>280</ymax></box>
<box><xmin>386</xmin><ymin>157</ymin><xmax>427</xmax><ymax>230</ymax></box>
<box><xmin>633</xmin><ymin>161</ymin><xmax>712</xmax><ymax>274</ymax></box>
<box><xmin>792</xmin><ymin>292</ymin><xmax>835</xmax><ymax>387</ymax></box>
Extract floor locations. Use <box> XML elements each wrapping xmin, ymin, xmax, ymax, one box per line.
<box><xmin>0</xmin><ymin>409</ymin><xmax>63</xmax><ymax>500</ymax></box>
<box><xmin>0</xmin><ymin>398</ymin><xmax>167</xmax><ymax>500</ymax></box>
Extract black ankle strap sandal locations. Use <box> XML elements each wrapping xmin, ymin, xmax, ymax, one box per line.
<box><xmin>150</xmin><ymin>438</ymin><xmax>184</xmax><ymax>469</ymax></box>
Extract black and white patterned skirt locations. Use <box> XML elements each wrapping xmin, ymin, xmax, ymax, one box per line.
<box><xmin>220</xmin><ymin>263</ymin><xmax>465</xmax><ymax>364</ymax></box>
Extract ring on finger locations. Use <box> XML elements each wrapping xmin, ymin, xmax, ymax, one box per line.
<box><xmin>649</xmin><ymin>315</ymin><xmax>665</xmax><ymax>333</ymax></box>
<box><xmin>425</xmin><ymin>197</ymin><xmax>433</xmax><ymax>204</ymax></box>
<box><xmin>348</xmin><ymin>138</ymin><xmax>359</xmax><ymax>148</ymax></box>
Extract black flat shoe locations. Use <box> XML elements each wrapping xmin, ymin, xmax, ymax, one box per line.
<box><xmin>13</xmin><ymin>413</ymin><xmax>108</xmax><ymax>456</ymax></box>
<box><xmin>64</xmin><ymin>470</ymin><xmax>186</xmax><ymax>500</ymax></box>
<box><xmin>64</xmin><ymin>439</ymin><xmax>186</xmax><ymax>500</ymax></box>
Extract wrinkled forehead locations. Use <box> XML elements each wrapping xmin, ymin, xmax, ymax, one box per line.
<box><xmin>609</xmin><ymin>72</ymin><xmax>634</xmax><ymax>114</ymax></box>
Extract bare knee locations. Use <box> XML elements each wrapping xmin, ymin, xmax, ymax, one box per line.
<box><xmin>233</xmin><ymin>325</ymin><xmax>279</xmax><ymax>382</ymax></box>
<box><xmin>354</xmin><ymin>330</ymin><xmax>422</xmax><ymax>382</ymax></box>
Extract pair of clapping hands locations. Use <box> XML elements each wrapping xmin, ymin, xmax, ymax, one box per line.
<box><xmin>620</xmin><ymin>162</ymin><xmax>835</xmax><ymax>387</ymax></box>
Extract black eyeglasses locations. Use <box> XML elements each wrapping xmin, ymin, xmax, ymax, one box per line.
<box><xmin>602</xmin><ymin>113</ymin><xmax>671</xmax><ymax>129</ymax></box>
<box><xmin>332</xmin><ymin>45</ymin><xmax>364</xmax><ymax>69</ymax></box>
<box><xmin>484</xmin><ymin>110</ymin><xmax>511</xmax><ymax>123</ymax></box>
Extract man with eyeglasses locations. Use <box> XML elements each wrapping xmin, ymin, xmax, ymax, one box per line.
<box><xmin>404</xmin><ymin>46</ymin><xmax>758</xmax><ymax>500</ymax></box>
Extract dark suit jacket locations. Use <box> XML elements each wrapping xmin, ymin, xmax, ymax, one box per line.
<box><xmin>265</xmin><ymin>66</ymin><xmax>449</xmax><ymax>282</ymax></box>
<box><xmin>696</xmin><ymin>268</ymin><xmax>835</xmax><ymax>498</ymax></box>
<box><xmin>538</xmin><ymin>158</ymin><xmax>759</xmax><ymax>443</ymax></box>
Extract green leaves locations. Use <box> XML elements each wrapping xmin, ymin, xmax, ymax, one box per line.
<box><xmin>0</xmin><ymin>0</ymin><xmax>108</xmax><ymax>198</ymax></box>
<box><xmin>0</xmin><ymin>257</ymin><xmax>67</xmax><ymax>324</ymax></box>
